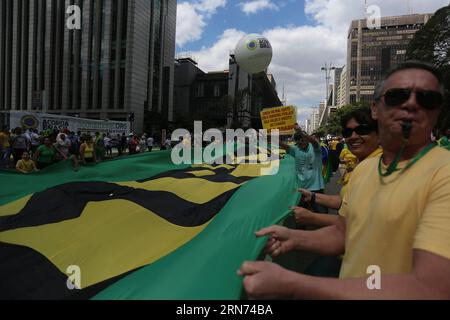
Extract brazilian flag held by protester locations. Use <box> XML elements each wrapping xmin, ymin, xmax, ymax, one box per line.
<box><xmin>0</xmin><ymin>144</ymin><xmax>300</xmax><ymax>299</ymax></box>
<box><xmin>319</xmin><ymin>141</ymin><xmax>332</xmax><ymax>184</ymax></box>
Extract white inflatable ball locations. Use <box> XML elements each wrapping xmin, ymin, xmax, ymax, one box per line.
<box><xmin>234</xmin><ymin>34</ymin><xmax>273</xmax><ymax>74</ymax></box>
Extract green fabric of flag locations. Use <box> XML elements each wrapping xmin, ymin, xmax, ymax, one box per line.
<box><xmin>0</xmin><ymin>149</ymin><xmax>299</xmax><ymax>299</ymax></box>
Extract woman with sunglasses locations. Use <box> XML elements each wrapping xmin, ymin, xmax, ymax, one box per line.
<box><xmin>293</xmin><ymin>107</ymin><xmax>381</xmax><ymax>227</ymax></box>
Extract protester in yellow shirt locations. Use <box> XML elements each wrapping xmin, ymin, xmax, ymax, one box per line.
<box><xmin>338</xmin><ymin>145</ymin><xmax>357</xmax><ymax>185</ymax></box>
<box><xmin>239</xmin><ymin>61</ymin><xmax>450</xmax><ymax>299</ymax></box>
<box><xmin>290</xmin><ymin>108</ymin><xmax>381</xmax><ymax>278</ymax></box>
<box><xmin>294</xmin><ymin>107</ymin><xmax>381</xmax><ymax>227</ymax></box>
<box><xmin>16</xmin><ymin>152</ymin><xmax>39</xmax><ymax>174</ymax></box>
<box><xmin>0</xmin><ymin>128</ymin><xmax>10</xmax><ymax>149</ymax></box>
<box><xmin>0</xmin><ymin>126</ymin><xmax>11</xmax><ymax>168</ymax></box>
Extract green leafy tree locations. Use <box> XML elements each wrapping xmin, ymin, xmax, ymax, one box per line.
<box><xmin>406</xmin><ymin>4</ymin><xmax>450</xmax><ymax>132</ymax></box>
<box><xmin>315</xmin><ymin>102</ymin><xmax>370</xmax><ymax>136</ymax></box>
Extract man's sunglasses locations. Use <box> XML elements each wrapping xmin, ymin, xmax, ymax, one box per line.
<box><xmin>342</xmin><ymin>124</ymin><xmax>375</xmax><ymax>138</ymax></box>
<box><xmin>380</xmin><ymin>88</ymin><xmax>443</xmax><ymax>110</ymax></box>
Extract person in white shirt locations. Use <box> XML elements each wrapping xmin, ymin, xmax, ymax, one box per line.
<box><xmin>147</xmin><ymin>136</ymin><xmax>154</xmax><ymax>152</ymax></box>
<box><xmin>164</xmin><ymin>138</ymin><xmax>172</xmax><ymax>150</ymax></box>
<box><xmin>104</xmin><ymin>134</ymin><xmax>112</xmax><ymax>157</ymax></box>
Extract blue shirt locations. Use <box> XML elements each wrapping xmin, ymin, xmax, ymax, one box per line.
<box><xmin>288</xmin><ymin>143</ymin><xmax>325</xmax><ymax>191</ymax></box>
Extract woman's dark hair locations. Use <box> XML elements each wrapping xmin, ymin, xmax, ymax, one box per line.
<box><xmin>341</xmin><ymin>107</ymin><xmax>378</xmax><ymax>132</ymax></box>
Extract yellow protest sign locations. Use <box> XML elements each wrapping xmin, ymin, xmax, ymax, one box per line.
<box><xmin>260</xmin><ymin>106</ymin><xmax>297</xmax><ymax>135</ymax></box>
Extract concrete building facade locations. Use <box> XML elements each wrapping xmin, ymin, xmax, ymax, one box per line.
<box><xmin>337</xmin><ymin>65</ymin><xmax>347</xmax><ymax>108</ymax></box>
<box><xmin>346</xmin><ymin>13</ymin><xmax>431</xmax><ymax>105</ymax></box>
<box><xmin>173</xmin><ymin>56</ymin><xmax>282</xmax><ymax>130</ymax></box>
<box><xmin>0</xmin><ymin>0</ymin><xmax>177</xmax><ymax>134</ymax></box>
<box><xmin>331</xmin><ymin>67</ymin><xmax>343</xmax><ymax>108</ymax></box>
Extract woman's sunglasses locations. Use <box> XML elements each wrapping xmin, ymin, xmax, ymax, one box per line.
<box><xmin>342</xmin><ymin>124</ymin><xmax>375</xmax><ymax>138</ymax></box>
<box><xmin>381</xmin><ymin>88</ymin><xmax>443</xmax><ymax>110</ymax></box>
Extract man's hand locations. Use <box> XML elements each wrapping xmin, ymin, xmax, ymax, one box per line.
<box><xmin>298</xmin><ymin>188</ymin><xmax>312</xmax><ymax>202</ymax></box>
<box><xmin>291</xmin><ymin>206</ymin><xmax>314</xmax><ymax>225</ymax></box>
<box><xmin>255</xmin><ymin>226</ymin><xmax>297</xmax><ymax>257</ymax></box>
<box><xmin>237</xmin><ymin>261</ymin><xmax>294</xmax><ymax>299</ymax></box>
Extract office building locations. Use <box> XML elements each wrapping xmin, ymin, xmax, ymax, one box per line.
<box><xmin>0</xmin><ymin>0</ymin><xmax>177</xmax><ymax>134</ymax></box>
<box><xmin>346</xmin><ymin>13</ymin><xmax>431</xmax><ymax>104</ymax></box>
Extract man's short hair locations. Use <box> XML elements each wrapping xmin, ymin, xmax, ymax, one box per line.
<box><xmin>374</xmin><ymin>60</ymin><xmax>445</xmax><ymax>101</ymax></box>
<box><xmin>341</xmin><ymin>107</ymin><xmax>378</xmax><ymax>132</ymax></box>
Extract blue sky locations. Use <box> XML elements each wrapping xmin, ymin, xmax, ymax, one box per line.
<box><xmin>175</xmin><ymin>0</ymin><xmax>450</xmax><ymax>126</ymax></box>
<box><xmin>178</xmin><ymin>0</ymin><xmax>310</xmax><ymax>52</ymax></box>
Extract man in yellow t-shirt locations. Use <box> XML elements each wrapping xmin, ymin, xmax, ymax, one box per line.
<box><xmin>239</xmin><ymin>61</ymin><xmax>450</xmax><ymax>299</ymax></box>
<box><xmin>16</xmin><ymin>152</ymin><xmax>39</xmax><ymax>174</ymax></box>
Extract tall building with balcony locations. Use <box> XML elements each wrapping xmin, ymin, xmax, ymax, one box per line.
<box><xmin>0</xmin><ymin>0</ymin><xmax>177</xmax><ymax>134</ymax></box>
<box><xmin>346</xmin><ymin>13</ymin><xmax>432</xmax><ymax>105</ymax></box>
<box><xmin>331</xmin><ymin>67</ymin><xmax>343</xmax><ymax>109</ymax></box>
<box><xmin>337</xmin><ymin>65</ymin><xmax>347</xmax><ymax>108</ymax></box>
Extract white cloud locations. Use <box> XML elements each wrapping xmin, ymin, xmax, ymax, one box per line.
<box><xmin>239</xmin><ymin>0</ymin><xmax>279</xmax><ymax>15</ymax></box>
<box><xmin>176</xmin><ymin>3</ymin><xmax>206</xmax><ymax>47</ymax></box>
<box><xmin>196</xmin><ymin>0</ymin><xmax>228</xmax><ymax>16</ymax></box>
<box><xmin>176</xmin><ymin>1</ymin><xmax>227</xmax><ymax>47</ymax></box>
<box><xmin>181</xmin><ymin>0</ymin><xmax>450</xmax><ymax>124</ymax></box>
<box><xmin>305</xmin><ymin>0</ymin><xmax>450</xmax><ymax>32</ymax></box>
<box><xmin>178</xmin><ymin>29</ymin><xmax>246</xmax><ymax>72</ymax></box>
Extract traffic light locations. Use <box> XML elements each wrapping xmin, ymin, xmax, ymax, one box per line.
<box><xmin>128</xmin><ymin>112</ymin><xmax>135</xmax><ymax>122</ymax></box>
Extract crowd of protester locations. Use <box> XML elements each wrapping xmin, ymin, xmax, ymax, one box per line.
<box><xmin>0</xmin><ymin>127</ymin><xmax>160</xmax><ymax>173</ymax></box>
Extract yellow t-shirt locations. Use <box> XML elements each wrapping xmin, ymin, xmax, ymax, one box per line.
<box><xmin>339</xmin><ymin>147</ymin><xmax>382</xmax><ymax>198</ymax></box>
<box><xmin>0</xmin><ymin>132</ymin><xmax>10</xmax><ymax>148</ymax></box>
<box><xmin>339</xmin><ymin>146</ymin><xmax>450</xmax><ymax>278</ymax></box>
<box><xmin>16</xmin><ymin>159</ymin><xmax>37</xmax><ymax>173</ymax></box>
<box><xmin>339</xmin><ymin>148</ymin><xmax>358</xmax><ymax>170</ymax></box>
<box><xmin>84</xmin><ymin>143</ymin><xmax>94</xmax><ymax>159</ymax></box>
<box><xmin>330</xmin><ymin>140</ymin><xmax>339</xmax><ymax>151</ymax></box>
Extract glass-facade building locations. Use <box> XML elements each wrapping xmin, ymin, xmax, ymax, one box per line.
<box><xmin>346</xmin><ymin>13</ymin><xmax>431</xmax><ymax>105</ymax></box>
<box><xmin>0</xmin><ymin>0</ymin><xmax>177</xmax><ymax>133</ymax></box>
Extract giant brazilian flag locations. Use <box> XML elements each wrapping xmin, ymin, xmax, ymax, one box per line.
<box><xmin>0</xmin><ymin>147</ymin><xmax>299</xmax><ymax>299</ymax></box>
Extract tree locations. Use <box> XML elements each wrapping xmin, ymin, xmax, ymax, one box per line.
<box><xmin>406</xmin><ymin>4</ymin><xmax>450</xmax><ymax>132</ymax></box>
<box><xmin>315</xmin><ymin>102</ymin><xmax>370</xmax><ymax>136</ymax></box>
